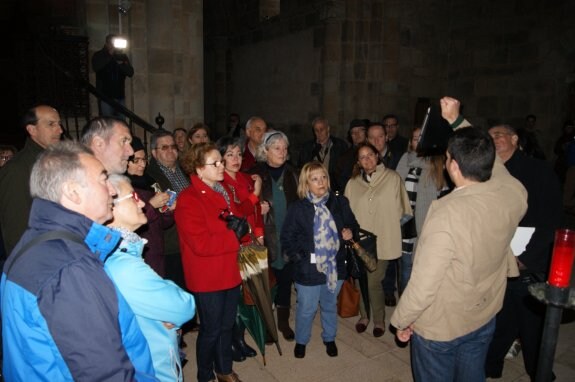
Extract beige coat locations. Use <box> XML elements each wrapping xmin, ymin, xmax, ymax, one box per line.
<box><xmin>345</xmin><ymin>164</ymin><xmax>412</xmax><ymax>261</ymax></box>
<box><xmin>390</xmin><ymin>158</ymin><xmax>526</xmax><ymax>341</ymax></box>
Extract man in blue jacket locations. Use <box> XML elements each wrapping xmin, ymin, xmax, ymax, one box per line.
<box><xmin>1</xmin><ymin>141</ymin><xmax>157</xmax><ymax>381</ymax></box>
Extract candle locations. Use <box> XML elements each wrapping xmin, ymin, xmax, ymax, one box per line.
<box><xmin>548</xmin><ymin>229</ymin><xmax>575</xmax><ymax>288</ymax></box>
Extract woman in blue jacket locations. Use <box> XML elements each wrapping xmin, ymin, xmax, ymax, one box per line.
<box><xmin>281</xmin><ymin>161</ymin><xmax>359</xmax><ymax>359</ymax></box>
<box><xmin>105</xmin><ymin>174</ymin><xmax>196</xmax><ymax>382</ymax></box>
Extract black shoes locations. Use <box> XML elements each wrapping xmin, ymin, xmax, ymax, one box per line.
<box><xmin>294</xmin><ymin>342</ymin><xmax>338</xmax><ymax>358</ymax></box>
<box><xmin>384</xmin><ymin>293</ymin><xmax>397</xmax><ymax>307</ymax></box>
<box><xmin>324</xmin><ymin>341</ymin><xmax>338</xmax><ymax>357</ymax></box>
<box><xmin>294</xmin><ymin>343</ymin><xmax>306</xmax><ymax>358</ymax></box>
<box><xmin>373</xmin><ymin>327</ymin><xmax>385</xmax><ymax>338</ymax></box>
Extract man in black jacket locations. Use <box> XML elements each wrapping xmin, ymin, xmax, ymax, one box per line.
<box><xmin>297</xmin><ymin>117</ymin><xmax>348</xmax><ymax>190</ymax></box>
<box><xmin>92</xmin><ymin>34</ymin><xmax>134</xmax><ymax>119</ymax></box>
<box><xmin>485</xmin><ymin>124</ymin><xmax>563</xmax><ymax>380</ymax></box>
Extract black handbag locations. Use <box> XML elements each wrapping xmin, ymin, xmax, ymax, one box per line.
<box><xmin>401</xmin><ymin>216</ymin><xmax>417</xmax><ymax>239</ymax></box>
<box><xmin>346</xmin><ymin>228</ymin><xmax>378</xmax><ymax>279</ymax></box>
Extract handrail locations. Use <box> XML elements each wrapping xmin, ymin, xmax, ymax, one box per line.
<box><xmin>36</xmin><ymin>34</ymin><xmax>161</xmax><ymax>136</ymax></box>
<box><xmin>62</xmin><ymin>68</ymin><xmax>159</xmax><ymax>134</ymax></box>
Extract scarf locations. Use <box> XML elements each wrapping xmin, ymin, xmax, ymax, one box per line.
<box><xmin>212</xmin><ymin>181</ymin><xmax>231</xmax><ymax>208</ymax></box>
<box><xmin>306</xmin><ymin>191</ymin><xmax>340</xmax><ymax>292</ymax></box>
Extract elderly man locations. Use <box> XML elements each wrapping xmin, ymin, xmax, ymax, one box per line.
<box><xmin>391</xmin><ymin>98</ymin><xmax>527</xmax><ymax>382</ymax></box>
<box><xmin>1</xmin><ymin>142</ymin><xmax>155</xmax><ymax>381</ymax></box>
<box><xmin>0</xmin><ymin>105</ymin><xmax>63</xmax><ymax>254</ymax></box>
<box><xmin>146</xmin><ymin>130</ymin><xmax>189</xmax><ymax>287</ymax></box>
<box><xmin>240</xmin><ymin>116</ymin><xmax>267</xmax><ymax>171</ymax></box>
<box><xmin>80</xmin><ymin>116</ymin><xmax>134</xmax><ymax>175</ymax></box>
<box><xmin>297</xmin><ymin>117</ymin><xmax>348</xmax><ymax>190</ymax></box>
<box><xmin>484</xmin><ymin>124</ymin><xmax>562</xmax><ymax>380</ymax></box>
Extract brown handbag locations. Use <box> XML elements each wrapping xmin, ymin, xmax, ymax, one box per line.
<box><xmin>337</xmin><ymin>278</ymin><xmax>360</xmax><ymax>318</ymax></box>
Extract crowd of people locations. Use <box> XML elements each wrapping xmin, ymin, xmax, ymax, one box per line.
<box><xmin>0</xmin><ymin>96</ymin><xmax>572</xmax><ymax>382</ymax></box>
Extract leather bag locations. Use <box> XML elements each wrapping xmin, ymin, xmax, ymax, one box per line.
<box><xmin>337</xmin><ymin>278</ymin><xmax>360</xmax><ymax>318</ymax></box>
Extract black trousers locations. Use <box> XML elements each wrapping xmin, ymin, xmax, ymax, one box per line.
<box><xmin>272</xmin><ymin>262</ymin><xmax>294</xmax><ymax>307</ymax></box>
<box><xmin>485</xmin><ymin>277</ymin><xmax>546</xmax><ymax>380</ymax></box>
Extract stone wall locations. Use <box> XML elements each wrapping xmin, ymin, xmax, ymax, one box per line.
<box><xmin>205</xmin><ymin>0</ymin><xmax>575</xmax><ymax>158</ymax></box>
<box><xmin>443</xmin><ymin>0</ymin><xmax>575</xmax><ymax>156</ymax></box>
<box><xmin>85</xmin><ymin>0</ymin><xmax>204</xmax><ymax>132</ymax></box>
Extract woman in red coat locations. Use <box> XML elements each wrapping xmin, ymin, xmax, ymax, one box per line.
<box><xmin>175</xmin><ymin>142</ymin><xmax>243</xmax><ymax>382</ymax></box>
<box><xmin>217</xmin><ymin>136</ymin><xmax>268</xmax><ymax>362</ymax></box>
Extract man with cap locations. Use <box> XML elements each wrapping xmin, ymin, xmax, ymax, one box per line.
<box><xmin>334</xmin><ymin>119</ymin><xmax>368</xmax><ymax>192</ymax></box>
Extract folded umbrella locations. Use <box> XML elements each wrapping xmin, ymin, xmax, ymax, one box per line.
<box><xmin>238</xmin><ymin>241</ymin><xmax>282</xmax><ymax>364</ymax></box>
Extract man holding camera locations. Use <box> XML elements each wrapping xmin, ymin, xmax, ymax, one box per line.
<box><xmin>92</xmin><ymin>34</ymin><xmax>134</xmax><ymax>119</ymax></box>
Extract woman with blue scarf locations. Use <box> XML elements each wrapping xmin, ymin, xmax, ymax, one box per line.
<box><xmin>281</xmin><ymin>161</ymin><xmax>359</xmax><ymax>359</ymax></box>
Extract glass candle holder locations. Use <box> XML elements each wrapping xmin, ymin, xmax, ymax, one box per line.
<box><xmin>548</xmin><ymin>229</ymin><xmax>575</xmax><ymax>288</ymax></box>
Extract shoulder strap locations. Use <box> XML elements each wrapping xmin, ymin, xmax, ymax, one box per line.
<box><xmin>5</xmin><ymin>231</ymin><xmax>85</xmax><ymax>276</ymax></box>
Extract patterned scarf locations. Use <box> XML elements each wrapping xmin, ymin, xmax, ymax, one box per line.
<box><xmin>306</xmin><ymin>192</ymin><xmax>340</xmax><ymax>292</ymax></box>
<box><xmin>212</xmin><ymin>181</ymin><xmax>231</xmax><ymax>208</ymax></box>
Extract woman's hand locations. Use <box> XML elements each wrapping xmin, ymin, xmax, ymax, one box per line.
<box><xmin>260</xmin><ymin>200</ymin><xmax>270</xmax><ymax>215</ymax></box>
<box><xmin>252</xmin><ymin>174</ymin><xmax>263</xmax><ymax>197</ymax></box>
<box><xmin>341</xmin><ymin>228</ymin><xmax>353</xmax><ymax>241</ymax></box>
<box><xmin>149</xmin><ymin>192</ymin><xmax>169</xmax><ymax>209</ymax></box>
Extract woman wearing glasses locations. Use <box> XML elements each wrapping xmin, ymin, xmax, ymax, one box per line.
<box><xmin>125</xmin><ymin>137</ymin><xmax>174</xmax><ymax>277</ymax></box>
<box><xmin>249</xmin><ymin>130</ymin><xmax>299</xmax><ymax>341</ymax></box>
<box><xmin>217</xmin><ymin>136</ymin><xmax>266</xmax><ymax>361</ymax></box>
<box><xmin>176</xmin><ymin>142</ymin><xmax>245</xmax><ymax>382</ymax></box>
<box><xmin>105</xmin><ymin>174</ymin><xmax>195</xmax><ymax>382</ymax></box>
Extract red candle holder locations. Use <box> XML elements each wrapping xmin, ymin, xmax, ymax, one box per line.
<box><xmin>548</xmin><ymin>229</ymin><xmax>575</xmax><ymax>288</ymax></box>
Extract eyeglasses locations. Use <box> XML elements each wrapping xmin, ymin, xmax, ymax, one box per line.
<box><xmin>157</xmin><ymin>144</ymin><xmax>178</xmax><ymax>151</ymax></box>
<box><xmin>0</xmin><ymin>155</ymin><xmax>13</xmax><ymax>162</ymax></box>
<box><xmin>383</xmin><ymin>124</ymin><xmax>398</xmax><ymax>128</ymax></box>
<box><xmin>113</xmin><ymin>191</ymin><xmax>141</xmax><ymax>205</ymax></box>
<box><xmin>204</xmin><ymin>160</ymin><xmax>224</xmax><ymax>167</ymax></box>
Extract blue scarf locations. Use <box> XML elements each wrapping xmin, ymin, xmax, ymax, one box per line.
<box><xmin>306</xmin><ymin>192</ymin><xmax>340</xmax><ymax>292</ymax></box>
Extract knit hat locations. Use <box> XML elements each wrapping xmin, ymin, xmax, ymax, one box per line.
<box><xmin>349</xmin><ymin>119</ymin><xmax>368</xmax><ymax>131</ymax></box>
<box><xmin>130</xmin><ymin>136</ymin><xmax>145</xmax><ymax>153</ymax></box>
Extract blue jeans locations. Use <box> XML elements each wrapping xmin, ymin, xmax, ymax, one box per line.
<box><xmin>294</xmin><ymin>280</ymin><xmax>343</xmax><ymax>345</ymax></box>
<box><xmin>411</xmin><ymin>317</ymin><xmax>496</xmax><ymax>382</ymax></box>
<box><xmin>399</xmin><ymin>249</ymin><xmax>414</xmax><ymax>294</ymax></box>
<box><xmin>194</xmin><ymin>286</ymin><xmax>240</xmax><ymax>382</ymax></box>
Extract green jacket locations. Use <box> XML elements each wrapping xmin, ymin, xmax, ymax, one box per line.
<box><xmin>0</xmin><ymin>138</ymin><xmax>45</xmax><ymax>255</ymax></box>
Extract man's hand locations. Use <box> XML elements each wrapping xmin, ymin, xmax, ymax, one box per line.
<box><xmin>396</xmin><ymin>325</ymin><xmax>414</xmax><ymax>343</ymax></box>
<box><xmin>440</xmin><ymin>97</ymin><xmax>461</xmax><ymax>124</ymax></box>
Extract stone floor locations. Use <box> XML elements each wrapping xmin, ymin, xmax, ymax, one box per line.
<box><xmin>181</xmin><ymin>300</ymin><xmax>575</xmax><ymax>382</ymax></box>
